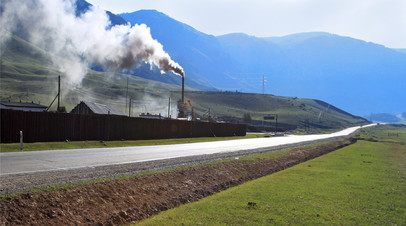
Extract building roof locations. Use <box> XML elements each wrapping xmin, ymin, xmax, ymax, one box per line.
<box><xmin>0</xmin><ymin>102</ymin><xmax>47</xmax><ymax>112</ymax></box>
<box><xmin>139</xmin><ymin>113</ymin><xmax>166</xmax><ymax>119</ymax></box>
<box><xmin>82</xmin><ymin>101</ymin><xmax>126</xmax><ymax>116</ymax></box>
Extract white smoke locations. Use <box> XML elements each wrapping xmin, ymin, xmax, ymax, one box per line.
<box><xmin>0</xmin><ymin>0</ymin><xmax>184</xmax><ymax>88</ymax></box>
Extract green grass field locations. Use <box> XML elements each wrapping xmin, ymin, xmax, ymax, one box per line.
<box><xmin>137</xmin><ymin>125</ymin><xmax>406</xmax><ymax>225</ymax></box>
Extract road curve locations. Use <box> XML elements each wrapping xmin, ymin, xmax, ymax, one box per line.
<box><xmin>0</xmin><ymin>124</ymin><xmax>374</xmax><ymax>176</ymax></box>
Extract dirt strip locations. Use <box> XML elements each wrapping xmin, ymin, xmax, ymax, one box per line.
<box><xmin>0</xmin><ymin>137</ymin><xmax>356</xmax><ymax>225</ymax></box>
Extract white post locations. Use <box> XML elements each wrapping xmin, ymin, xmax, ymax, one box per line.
<box><xmin>20</xmin><ymin>131</ymin><xmax>23</xmax><ymax>150</ymax></box>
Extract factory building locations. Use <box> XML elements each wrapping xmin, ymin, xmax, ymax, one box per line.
<box><xmin>70</xmin><ymin>101</ymin><xmax>126</xmax><ymax>116</ymax></box>
<box><xmin>0</xmin><ymin>101</ymin><xmax>47</xmax><ymax>112</ymax></box>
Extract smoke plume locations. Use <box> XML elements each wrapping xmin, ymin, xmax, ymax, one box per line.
<box><xmin>0</xmin><ymin>0</ymin><xmax>184</xmax><ymax>87</ymax></box>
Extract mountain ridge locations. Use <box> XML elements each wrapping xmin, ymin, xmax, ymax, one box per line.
<box><xmin>1</xmin><ymin>1</ymin><xmax>404</xmax><ymax>116</ymax></box>
<box><xmin>120</xmin><ymin>10</ymin><xmax>241</xmax><ymax>89</ymax></box>
<box><xmin>120</xmin><ymin>10</ymin><xmax>406</xmax><ymax>116</ymax></box>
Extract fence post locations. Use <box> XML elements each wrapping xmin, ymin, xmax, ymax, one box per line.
<box><xmin>20</xmin><ymin>131</ymin><xmax>23</xmax><ymax>150</ymax></box>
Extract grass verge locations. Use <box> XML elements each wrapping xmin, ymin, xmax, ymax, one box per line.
<box><xmin>137</xmin><ymin>125</ymin><xmax>406</xmax><ymax>225</ymax></box>
<box><xmin>0</xmin><ymin>134</ymin><xmax>268</xmax><ymax>152</ymax></box>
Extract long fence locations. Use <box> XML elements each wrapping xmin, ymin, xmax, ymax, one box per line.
<box><xmin>0</xmin><ymin>109</ymin><xmax>246</xmax><ymax>143</ymax></box>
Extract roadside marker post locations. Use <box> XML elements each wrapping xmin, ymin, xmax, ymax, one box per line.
<box><xmin>20</xmin><ymin>131</ymin><xmax>23</xmax><ymax>151</ymax></box>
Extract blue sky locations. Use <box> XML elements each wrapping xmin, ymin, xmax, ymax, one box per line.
<box><xmin>87</xmin><ymin>0</ymin><xmax>405</xmax><ymax>49</ymax></box>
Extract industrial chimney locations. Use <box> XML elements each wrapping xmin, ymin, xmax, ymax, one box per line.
<box><xmin>182</xmin><ymin>76</ymin><xmax>184</xmax><ymax>105</ymax></box>
<box><xmin>177</xmin><ymin>74</ymin><xmax>188</xmax><ymax>118</ymax></box>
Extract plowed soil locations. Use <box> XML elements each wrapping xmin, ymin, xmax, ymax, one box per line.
<box><xmin>0</xmin><ymin>138</ymin><xmax>355</xmax><ymax>225</ymax></box>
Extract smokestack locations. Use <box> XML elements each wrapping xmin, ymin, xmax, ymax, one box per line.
<box><xmin>182</xmin><ymin>76</ymin><xmax>184</xmax><ymax>104</ymax></box>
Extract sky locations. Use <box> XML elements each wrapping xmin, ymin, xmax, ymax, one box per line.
<box><xmin>86</xmin><ymin>0</ymin><xmax>406</xmax><ymax>49</ymax></box>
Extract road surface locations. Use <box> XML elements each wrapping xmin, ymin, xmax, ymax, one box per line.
<box><xmin>0</xmin><ymin>125</ymin><xmax>373</xmax><ymax>176</ymax></box>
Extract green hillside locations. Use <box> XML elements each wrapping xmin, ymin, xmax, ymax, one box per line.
<box><xmin>0</xmin><ymin>34</ymin><xmax>368</xmax><ymax>132</ymax></box>
<box><xmin>0</xmin><ymin>34</ymin><xmax>184</xmax><ymax>113</ymax></box>
<box><xmin>172</xmin><ymin>91</ymin><xmax>367</xmax><ymax>131</ymax></box>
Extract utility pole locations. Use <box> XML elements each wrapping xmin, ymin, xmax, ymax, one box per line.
<box><xmin>181</xmin><ymin>76</ymin><xmax>185</xmax><ymax>104</ymax></box>
<box><xmin>168</xmin><ymin>97</ymin><xmax>171</xmax><ymax>118</ymax></box>
<box><xmin>47</xmin><ymin>76</ymin><xmax>62</xmax><ymax>112</ymax></box>
<box><xmin>57</xmin><ymin>75</ymin><xmax>61</xmax><ymax>111</ymax></box>
<box><xmin>275</xmin><ymin>114</ymin><xmax>278</xmax><ymax>133</ymax></box>
<box><xmin>125</xmin><ymin>77</ymin><xmax>129</xmax><ymax>113</ymax></box>
<box><xmin>262</xmin><ymin>75</ymin><xmax>267</xmax><ymax>95</ymax></box>
<box><xmin>128</xmin><ymin>98</ymin><xmax>132</xmax><ymax>117</ymax></box>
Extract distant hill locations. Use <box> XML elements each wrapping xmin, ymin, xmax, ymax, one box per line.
<box><xmin>393</xmin><ymin>48</ymin><xmax>406</xmax><ymax>54</ymax></box>
<box><xmin>172</xmin><ymin>91</ymin><xmax>368</xmax><ymax>131</ymax></box>
<box><xmin>368</xmin><ymin>113</ymin><xmax>400</xmax><ymax>123</ymax></box>
<box><xmin>120</xmin><ymin>10</ymin><xmax>406</xmax><ymax>116</ymax></box>
<box><xmin>365</xmin><ymin>112</ymin><xmax>406</xmax><ymax>124</ymax></box>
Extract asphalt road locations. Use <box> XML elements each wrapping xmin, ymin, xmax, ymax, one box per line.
<box><xmin>0</xmin><ymin>125</ymin><xmax>373</xmax><ymax>176</ymax></box>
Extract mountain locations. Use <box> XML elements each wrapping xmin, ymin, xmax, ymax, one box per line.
<box><xmin>2</xmin><ymin>1</ymin><xmax>404</xmax><ymax>116</ymax></box>
<box><xmin>69</xmin><ymin>1</ymin><xmax>213</xmax><ymax>90</ymax></box>
<box><xmin>1</xmin><ymin>32</ymin><xmax>368</xmax><ymax>131</ymax></box>
<box><xmin>394</xmin><ymin>48</ymin><xmax>406</xmax><ymax>55</ymax></box>
<box><xmin>261</xmin><ymin>32</ymin><xmax>406</xmax><ymax>115</ymax></box>
<box><xmin>120</xmin><ymin>10</ymin><xmax>406</xmax><ymax>116</ymax></box>
<box><xmin>74</xmin><ymin>0</ymin><xmax>127</xmax><ymax>26</ymax></box>
<box><xmin>120</xmin><ymin>10</ymin><xmax>240</xmax><ymax>90</ymax></box>
<box><xmin>0</xmin><ymin>4</ymin><xmax>370</xmax><ymax>131</ymax></box>
<box><xmin>366</xmin><ymin>113</ymin><xmax>402</xmax><ymax>123</ymax></box>
<box><xmin>216</xmin><ymin>33</ymin><xmax>295</xmax><ymax>92</ymax></box>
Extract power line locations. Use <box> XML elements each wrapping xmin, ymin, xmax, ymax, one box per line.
<box><xmin>262</xmin><ymin>75</ymin><xmax>267</xmax><ymax>95</ymax></box>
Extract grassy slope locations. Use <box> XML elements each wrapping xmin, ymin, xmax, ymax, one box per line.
<box><xmin>172</xmin><ymin>91</ymin><xmax>366</xmax><ymax>131</ymax></box>
<box><xmin>0</xmin><ymin>34</ymin><xmax>183</xmax><ymax>112</ymax></box>
<box><xmin>1</xmin><ymin>34</ymin><xmax>367</xmax><ymax>131</ymax></box>
<box><xmin>138</xmin><ymin>124</ymin><xmax>406</xmax><ymax>225</ymax></box>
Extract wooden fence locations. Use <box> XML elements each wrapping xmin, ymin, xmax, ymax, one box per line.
<box><xmin>0</xmin><ymin>109</ymin><xmax>246</xmax><ymax>143</ymax></box>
